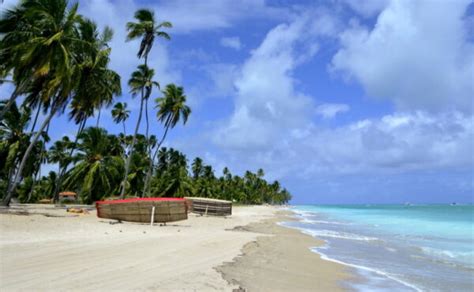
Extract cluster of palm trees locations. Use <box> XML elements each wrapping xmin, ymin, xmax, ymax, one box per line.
<box><xmin>0</xmin><ymin>0</ymin><xmax>292</xmax><ymax>206</ymax></box>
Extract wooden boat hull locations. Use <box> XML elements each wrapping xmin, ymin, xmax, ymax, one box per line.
<box><xmin>185</xmin><ymin>197</ymin><xmax>232</xmax><ymax>216</ymax></box>
<box><xmin>96</xmin><ymin>198</ymin><xmax>188</xmax><ymax>223</ymax></box>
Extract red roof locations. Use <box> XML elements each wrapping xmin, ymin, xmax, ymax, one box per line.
<box><xmin>95</xmin><ymin>197</ymin><xmax>185</xmax><ymax>205</ymax></box>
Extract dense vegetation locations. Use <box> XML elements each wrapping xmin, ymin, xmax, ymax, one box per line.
<box><xmin>0</xmin><ymin>0</ymin><xmax>292</xmax><ymax>206</ymax></box>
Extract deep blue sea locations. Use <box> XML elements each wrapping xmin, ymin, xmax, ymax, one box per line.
<box><xmin>283</xmin><ymin>205</ymin><xmax>474</xmax><ymax>291</ymax></box>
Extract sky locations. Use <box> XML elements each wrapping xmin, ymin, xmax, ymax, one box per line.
<box><xmin>1</xmin><ymin>0</ymin><xmax>473</xmax><ymax>204</ymax></box>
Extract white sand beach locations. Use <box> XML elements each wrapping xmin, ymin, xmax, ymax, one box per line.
<box><xmin>0</xmin><ymin>204</ymin><xmax>347</xmax><ymax>291</ymax></box>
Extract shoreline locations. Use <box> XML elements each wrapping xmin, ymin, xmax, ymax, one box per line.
<box><xmin>217</xmin><ymin>210</ymin><xmax>351</xmax><ymax>291</ymax></box>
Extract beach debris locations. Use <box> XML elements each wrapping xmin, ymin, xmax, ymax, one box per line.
<box><xmin>66</xmin><ymin>208</ymin><xmax>89</xmax><ymax>214</ymax></box>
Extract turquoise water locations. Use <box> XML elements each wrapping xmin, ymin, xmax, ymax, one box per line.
<box><xmin>285</xmin><ymin>205</ymin><xmax>474</xmax><ymax>291</ymax></box>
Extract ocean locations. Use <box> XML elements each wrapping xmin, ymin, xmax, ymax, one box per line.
<box><xmin>283</xmin><ymin>205</ymin><xmax>474</xmax><ymax>291</ymax></box>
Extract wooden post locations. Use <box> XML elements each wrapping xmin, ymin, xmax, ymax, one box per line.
<box><xmin>150</xmin><ymin>206</ymin><xmax>155</xmax><ymax>226</ymax></box>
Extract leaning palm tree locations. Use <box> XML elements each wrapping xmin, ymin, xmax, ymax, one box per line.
<box><xmin>73</xmin><ymin>19</ymin><xmax>121</xmax><ymax>128</ymax></box>
<box><xmin>2</xmin><ymin>0</ymin><xmax>82</xmax><ymax>206</ymax></box>
<box><xmin>120</xmin><ymin>65</ymin><xmax>159</xmax><ymax>198</ymax></box>
<box><xmin>142</xmin><ymin>84</ymin><xmax>191</xmax><ymax>196</ymax></box>
<box><xmin>2</xmin><ymin>1</ymin><xmax>119</xmax><ymax>206</ymax></box>
<box><xmin>67</xmin><ymin>19</ymin><xmax>121</xmax><ymax>153</ymax></box>
<box><xmin>111</xmin><ymin>102</ymin><xmax>130</xmax><ymax>135</ymax></box>
<box><xmin>0</xmin><ymin>0</ymin><xmax>78</xmax><ymax>120</ymax></box>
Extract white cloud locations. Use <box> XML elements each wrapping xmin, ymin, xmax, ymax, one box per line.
<box><xmin>220</xmin><ymin>37</ymin><xmax>242</xmax><ymax>50</ymax></box>
<box><xmin>303</xmin><ymin>111</ymin><xmax>473</xmax><ymax>175</ymax></box>
<box><xmin>79</xmin><ymin>0</ymin><xmax>180</xmax><ymax>85</ymax></box>
<box><xmin>331</xmin><ymin>0</ymin><xmax>474</xmax><ymax>113</ymax></box>
<box><xmin>210</xmin><ymin>111</ymin><xmax>473</xmax><ymax>181</ymax></box>
<box><xmin>148</xmin><ymin>0</ymin><xmax>289</xmax><ymax>33</ymax></box>
<box><xmin>214</xmin><ymin>17</ymin><xmax>318</xmax><ymax>150</ymax></box>
<box><xmin>316</xmin><ymin>103</ymin><xmax>350</xmax><ymax>119</ymax></box>
<box><xmin>206</xmin><ymin>63</ymin><xmax>238</xmax><ymax>97</ymax></box>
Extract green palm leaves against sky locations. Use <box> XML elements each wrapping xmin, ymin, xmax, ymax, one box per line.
<box><xmin>1</xmin><ymin>0</ymin><xmax>121</xmax><ymax>205</ymax></box>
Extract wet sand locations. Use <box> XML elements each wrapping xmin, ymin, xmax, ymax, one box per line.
<box><xmin>218</xmin><ymin>211</ymin><xmax>350</xmax><ymax>291</ymax></box>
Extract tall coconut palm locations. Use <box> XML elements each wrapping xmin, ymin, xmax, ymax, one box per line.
<box><xmin>2</xmin><ymin>0</ymin><xmax>83</xmax><ymax>206</ymax></box>
<box><xmin>111</xmin><ymin>102</ymin><xmax>130</xmax><ymax>135</ymax></box>
<box><xmin>126</xmin><ymin>9</ymin><xmax>172</xmax><ymax>64</ymax></box>
<box><xmin>126</xmin><ymin>9</ymin><xmax>171</xmax><ymax>188</ymax></box>
<box><xmin>143</xmin><ymin>84</ymin><xmax>191</xmax><ymax>196</ymax></box>
<box><xmin>120</xmin><ymin>65</ymin><xmax>159</xmax><ymax>198</ymax></box>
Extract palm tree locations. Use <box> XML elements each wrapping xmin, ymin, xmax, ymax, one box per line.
<box><xmin>120</xmin><ymin>65</ymin><xmax>159</xmax><ymax>198</ymax></box>
<box><xmin>72</xmin><ymin>19</ymin><xmax>121</xmax><ymax>129</ymax></box>
<box><xmin>111</xmin><ymin>102</ymin><xmax>130</xmax><ymax>135</ymax></box>
<box><xmin>2</xmin><ymin>0</ymin><xmax>84</xmax><ymax>206</ymax></box>
<box><xmin>0</xmin><ymin>102</ymin><xmax>31</xmax><ymax>191</ymax></box>
<box><xmin>63</xmin><ymin>127</ymin><xmax>123</xmax><ymax>203</ymax></box>
<box><xmin>126</xmin><ymin>9</ymin><xmax>172</xmax><ymax>194</ymax></box>
<box><xmin>0</xmin><ymin>0</ymin><xmax>79</xmax><ymax>118</ymax></box>
<box><xmin>142</xmin><ymin>84</ymin><xmax>191</xmax><ymax>196</ymax></box>
<box><xmin>192</xmin><ymin>157</ymin><xmax>203</xmax><ymax>180</ymax></box>
<box><xmin>126</xmin><ymin>9</ymin><xmax>172</xmax><ymax>64</ymax></box>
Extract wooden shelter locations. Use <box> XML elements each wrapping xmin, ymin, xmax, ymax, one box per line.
<box><xmin>96</xmin><ymin>198</ymin><xmax>188</xmax><ymax>223</ymax></box>
<box><xmin>185</xmin><ymin>197</ymin><xmax>232</xmax><ymax>216</ymax></box>
<box><xmin>58</xmin><ymin>191</ymin><xmax>77</xmax><ymax>202</ymax></box>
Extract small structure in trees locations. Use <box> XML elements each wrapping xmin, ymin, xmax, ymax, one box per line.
<box><xmin>58</xmin><ymin>191</ymin><xmax>77</xmax><ymax>203</ymax></box>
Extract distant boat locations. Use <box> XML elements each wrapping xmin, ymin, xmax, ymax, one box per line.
<box><xmin>96</xmin><ymin>198</ymin><xmax>188</xmax><ymax>223</ymax></box>
<box><xmin>451</xmin><ymin>202</ymin><xmax>457</xmax><ymax>206</ymax></box>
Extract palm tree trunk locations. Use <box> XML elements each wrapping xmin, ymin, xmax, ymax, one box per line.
<box><xmin>30</xmin><ymin>103</ymin><xmax>42</xmax><ymax>133</ymax></box>
<box><xmin>27</xmin><ymin>167</ymin><xmax>41</xmax><ymax>203</ymax></box>
<box><xmin>122</xmin><ymin>121</ymin><xmax>126</xmax><ymax>136</ymax></box>
<box><xmin>0</xmin><ymin>87</ymin><xmax>20</xmax><ymax>120</ymax></box>
<box><xmin>3</xmin><ymin>105</ymin><xmax>59</xmax><ymax>206</ymax></box>
<box><xmin>142</xmin><ymin>116</ymin><xmax>172</xmax><ymax>197</ymax></box>
<box><xmin>120</xmin><ymin>96</ymin><xmax>145</xmax><ymax>198</ymax></box>
<box><xmin>96</xmin><ymin>108</ymin><xmax>101</xmax><ymax>127</ymax></box>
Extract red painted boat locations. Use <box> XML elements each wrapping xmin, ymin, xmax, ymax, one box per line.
<box><xmin>96</xmin><ymin>198</ymin><xmax>188</xmax><ymax>223</ymax></box>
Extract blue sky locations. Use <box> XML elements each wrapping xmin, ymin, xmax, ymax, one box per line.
<box><xmin>2</xmin><ymin>0</ymin><xmax>473</xmax><ymax>204</ymax></box>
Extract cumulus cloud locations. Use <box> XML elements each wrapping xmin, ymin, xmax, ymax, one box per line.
<box><xmin>214</xmin><ymin>17</ymin><xmax>318</xmax><ymax>150</ymax></box>
<box><xmin>220</xmin><ymin>36</ymin><xmax>242</xmax><ymax>50</ymax></box>
<box><xmin>149</xmin><ymin>0</ymin><xmax>289</xmax><ymax>33</ymax></box>
<box><xmin>331</xmin><ymin>0</ymin><xmax>474</xmax><ymax>113</ymax></box>
<box><xmin>315</xmin><ymin>103</ymin><xmax>350</xmax><ymax>119</ymax></box>
<box><xmin>213</xmin><ymin>111</ymin><xmax>473</xmax><ymax>181</ymax></box>
<box><xmin>304</xmin><ymin>111</ymin><xmax>473</xmax><ymax>175</ymax></box>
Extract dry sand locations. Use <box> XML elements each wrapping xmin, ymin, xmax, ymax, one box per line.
<box><xmin>0</xmin><ymin>204</ymin><xmax>348</xmax><ymax>291</ymax></box>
